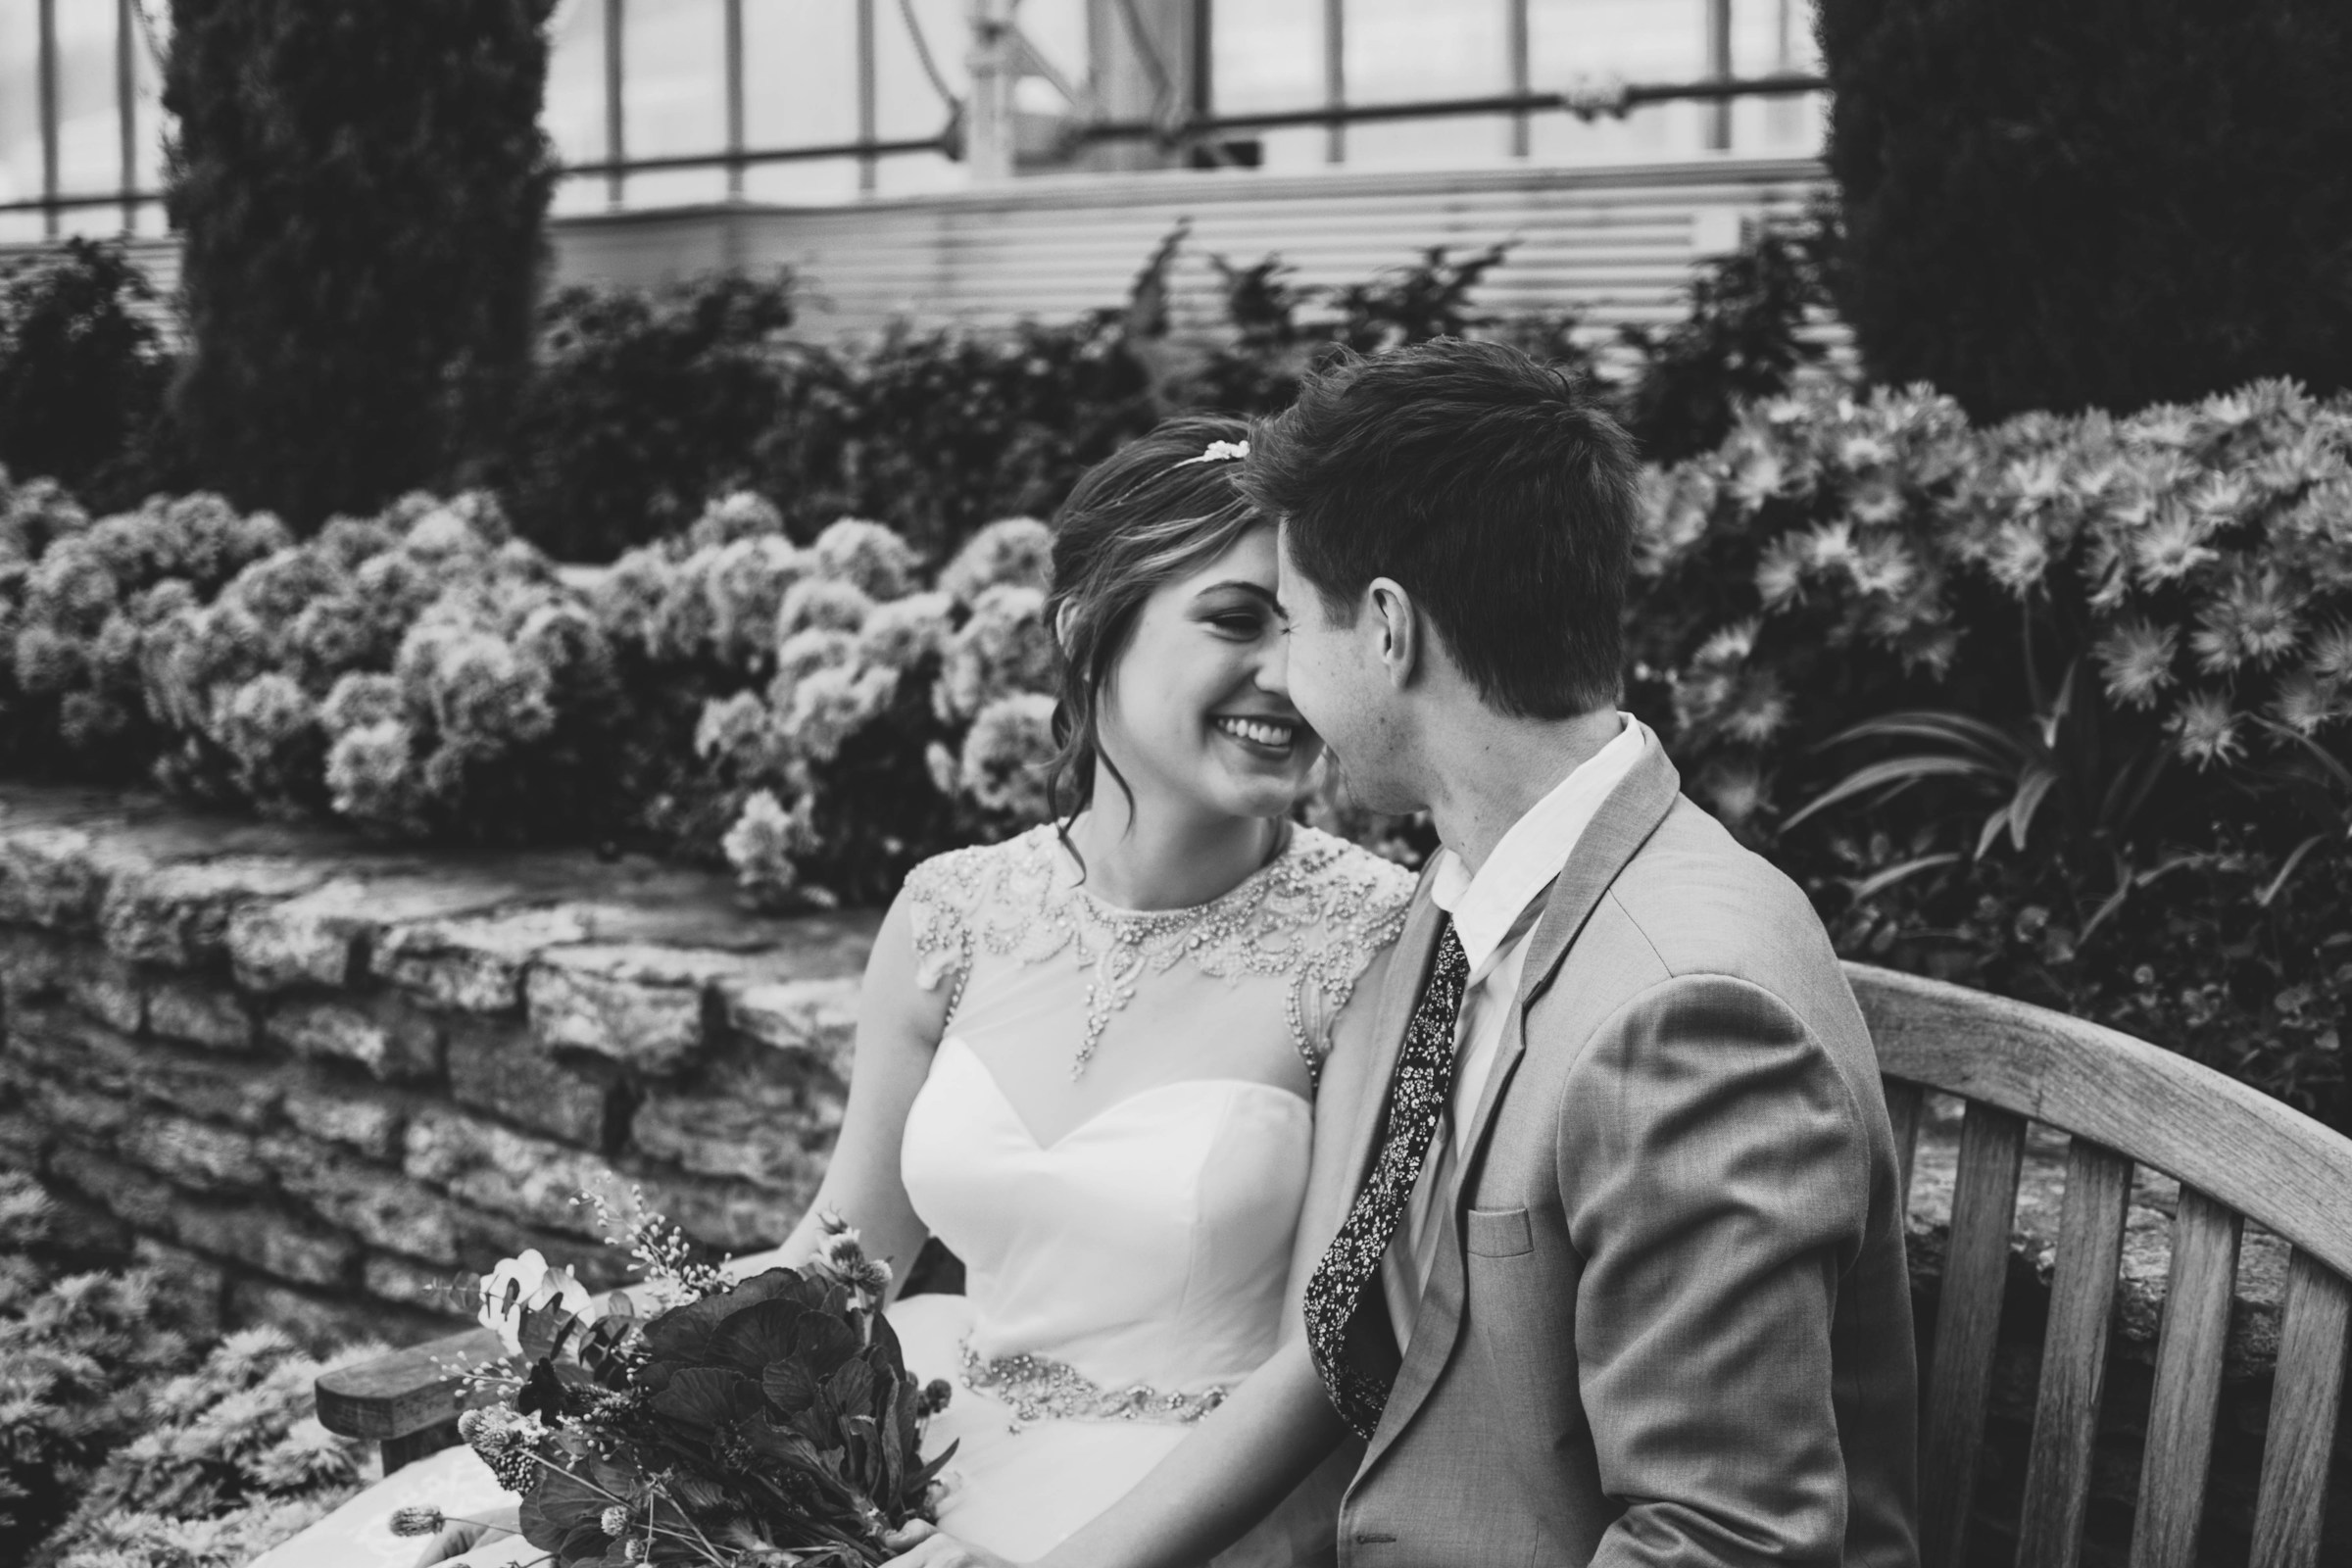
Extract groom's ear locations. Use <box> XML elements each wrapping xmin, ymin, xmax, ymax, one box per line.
<box><xmin>1366</xmin><ymin>577</ymin><xmax>1419</xmax><ymax>690</ymax></box>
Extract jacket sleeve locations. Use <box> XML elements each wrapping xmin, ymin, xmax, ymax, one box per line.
<box><xmin>1556</xmin><ymin>971</ymin><xmax>1871</xmax><ymax>1568</ymax></box>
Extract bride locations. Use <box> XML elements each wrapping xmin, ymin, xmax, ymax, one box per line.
<box><xmin>262</xmin><ymin>416</ymin><xmax>1414</xmax><ymax>1568</ymax></box>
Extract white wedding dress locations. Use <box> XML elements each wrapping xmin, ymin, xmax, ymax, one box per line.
<box><xmin>254</xmin><ymin>823</ymin><xmax>1411</xmax><ymax>1568</ymax></box>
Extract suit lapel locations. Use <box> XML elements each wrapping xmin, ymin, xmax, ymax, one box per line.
<box><xmin>1334</xmin><ymin>872</ymin><xmax>1446</xmax><ymax>1196</ymax></box>
<box><xmin>1358</xmin><ymin>743</ymin><xmax>1685</xmax><ymax>1476</ymax></box>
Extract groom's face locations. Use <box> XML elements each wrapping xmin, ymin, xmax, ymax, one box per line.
<box><xmin>1274</xmin><ymin>525</ymin><xmax>1419</xmax><ymax>814</ymax></box>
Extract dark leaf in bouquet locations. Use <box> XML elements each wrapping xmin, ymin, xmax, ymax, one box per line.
<box><xmin>892</xmin><ymin>1374</ymin><xmax>921</xmax><ymax>1460</ymax></box>
<box><xmin>650</xmin><ymin>1367</ymin><xmax>764</xmax><ymax>1433</ymax></box>
<box><xmin>793</xmin><ymin>1311</ymin><xmax>859</xmax><ymax>1377</ymax></box>
<box><xmin>761</xmin><ymin>1355</ymin><xmax>823</xmax><ymax>1415</ymax></box>
<box><xmin>640</xmin><ymin>1269</ymin><xmax>805</xmax><ymax>1365</ymax></box>
<box><xmin>906</xmin><ymin>1438</ymin><xmax>960</xmax><ymax>1513</ymax></box>
<box><xmin>580</xmin><ymin>1314</ymin><xmax>640</xmax><ymax>1387</ymax></box>
<box><xmin>707</xmin><ymin>1298</ymin><xmax>808</xmax><ymax>1370</ymax></box>
<box><xmin>517</xmin><ymin>1357</ymin><xmax>569</xmax><ymax>1421</ymax></box>
<box><xmin>826</xmin><ymin>1357</ymin><xmax>876</xmax><ymax>1419</ymax></box>
<box><xmin>520</xmin><ymin>1455</ymin><xmax>618</xmax><ymax>1557</ymax></box>
<box><xmin>781</xmin><ymin>1388</ymin><xmax>845</xmax><ymax>1447</ymax></box>
<box><xmin>518</xmin><ymin>1297</ymin><xmax>587</xmax><ymax>1363</ymax></box>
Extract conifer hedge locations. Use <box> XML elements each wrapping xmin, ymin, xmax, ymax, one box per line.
<box><xmin>164</xmin><ymin>0</ymin><xmax>559</xmax><ymax>528</ymax></box>
<box><xmin>1819</xmin><ymin>0</ymin><xmax>2352</xmax><ymax>420</ymax></box>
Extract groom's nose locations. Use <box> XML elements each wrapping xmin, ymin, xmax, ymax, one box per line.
<box><xmin>1255</xmin><ymin>631</ymin><xmax>1292</xmax><ymax>697</ymax></box>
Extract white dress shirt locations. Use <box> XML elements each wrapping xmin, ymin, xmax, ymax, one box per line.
<box><xmin>1380</xmin><ymin>714</ymin><xmax>1655</xmax><ymax>1351</ymax></box>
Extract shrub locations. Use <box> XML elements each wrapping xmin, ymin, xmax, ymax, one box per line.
<box><xmin>0</xmin><ymin>1173</ymin><xmax>376</xmax><ymax>1567</ymax></box>
<box><xmin>1820</xmin><ymin>0</ymin><xmax>2352</xmax><ymax>419</ymax></box>
<box><xmin>165</xmin><ymin>0</ymin><xmax>558</xmax><ymax>526</ymax></box>
<box><xmin>1636</xmin><ymin>376</ymin><xmax>2352</xmax><ymax>1123</ymax></box>
<box><xmin>499</xmin><ymin>272</ymin><xmax>805</xmax><ymax>562</ymax></box>
<box><xmin>0</xmin><ymin>240</ymin><xmax>174</xmax><ymax>505</ymax></box>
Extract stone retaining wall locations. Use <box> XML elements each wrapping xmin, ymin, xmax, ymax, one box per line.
<box><xmin>0</xmin><ymin>782</ymin><xmax>872</xmax><ymax>1347</ymax></box>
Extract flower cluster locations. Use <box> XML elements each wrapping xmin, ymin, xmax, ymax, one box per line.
<box><xmin>1637</xmin><ymin>376</ymin><xmax>2352</xmax><ymax>816</ymax></box>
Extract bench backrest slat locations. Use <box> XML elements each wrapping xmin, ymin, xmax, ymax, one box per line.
<box><xmin>2130</xmin><ymin>1189</ymin><xmax>2243</xmax><ymax>1568</ymax></box>
<box><xmin>1920</xmin><ymin>1102</ymin><xmax>2029</xmax><ymax>1568</ymax></box>
<box><xmin>1886</xmin><ymin>1078</ymin><xmax>1925</xmax><ymax>1214</ymax></box>
<box><xmin>2014</xmin><ymin>1140</ymin><xmax>2133</xmax><ymax>1568</ymax></box>
<box><xmin>2250</xmin><ymin>1250</ymin><xmax>2352</xmax><ymax>1568</ymax></box>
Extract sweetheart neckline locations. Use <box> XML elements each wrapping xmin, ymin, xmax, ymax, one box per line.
<box><xmin>937</xmin><ymin>1036</ymin><xmax>1310</xmax><ymax>1154</ymax></box>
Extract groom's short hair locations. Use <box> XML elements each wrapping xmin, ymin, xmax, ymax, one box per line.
<box><xmin>1243</xmin><ymin>337</ymin><xmax>1639</xmax><ymax>719</ymax></box>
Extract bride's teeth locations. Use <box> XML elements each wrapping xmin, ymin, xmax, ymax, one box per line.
<box><xmin>1219</xmin><ymin>717</ymin><xmax>1291</xmax><ymax>747</ymax></box>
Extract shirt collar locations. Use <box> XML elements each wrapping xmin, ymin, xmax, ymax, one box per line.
<box><xmin>1427</xmin><ymin>714</ymin><xmax>1653</xmax><ymax>982</ymax></box>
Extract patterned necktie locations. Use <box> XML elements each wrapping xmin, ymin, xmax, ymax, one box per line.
<box><xmin>1303</xmin><ymin>918</ymin><xmax>1470</xmax><ymax>1440</ymax></box>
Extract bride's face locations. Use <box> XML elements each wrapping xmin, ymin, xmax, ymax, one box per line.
<box><xmin>1096</xmin><ymin>525</ymin><xmax>1323</xmax><ymax>822</ymax></box>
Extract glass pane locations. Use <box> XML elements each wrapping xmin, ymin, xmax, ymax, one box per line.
<box><xmin>1209</xmin><ymin>0</ymin><xmax>1323</xmax><ymax>116</ymax></box>
<box><xmin>1730</xmin><ymin>0</ymin><xmax>1824</xmax><ymax>153</ymax></box>
<box><xmin>0</xmin><ymin>0</ymin><xmax>45</xmax><ymax>242</ymax></box>
<box><xmin>738</xmin><ymin>0</ymin><xmax>858</xmax><ymax>205</ymax></box>
<box><xmin>1346</xmin><ymin>0</ymin><xmax>1507</xmax><ymax>107</ymax></box>
<box><xmin>870</xmin><ymin>0</ymin><xmax>962</xmax><ymax>197</ymax></box>
<box><xmin>129</xmin><ymin>0</ymin><xmax>168</xmax><ymax>235</ymax></box>
<box><xmin>547</xmin><ymin>0</ymin><xmax>610</xmax><ymax>217</ymax></box>
<box><xmin>623</xmin><ymin>0</ymin><xmax>726</xmax><ymax>207</ymax></box>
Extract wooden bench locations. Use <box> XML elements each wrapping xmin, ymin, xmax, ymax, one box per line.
<box><xmin>317</xmin><ymin>961</ymin><xmax>2352</xmax><ymax>1565</ymax></box>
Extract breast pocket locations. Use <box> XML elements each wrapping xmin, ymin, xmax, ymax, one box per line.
<box><xmin>1465</xmin><ymin>1205</ymin><xmax>1533</xmax><ymax>1257</ymax></box>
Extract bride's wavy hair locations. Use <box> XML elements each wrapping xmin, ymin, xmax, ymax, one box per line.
<box><xmin>1044</xmin><ymin>414</ymin><xmax>1266</xmax><ymax>835</ymax></box>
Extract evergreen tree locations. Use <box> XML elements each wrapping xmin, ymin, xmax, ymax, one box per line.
<box><xmin>1820</xmin><ymin>0</ymin><xmax>2352</xmax><ymax>419</ymax></box>
<box><xmin>164</xmin><ymin>0</ymin><xmax>558</xmax><ymax>526</ymax></box>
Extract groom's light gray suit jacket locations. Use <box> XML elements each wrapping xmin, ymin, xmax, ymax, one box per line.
<box><xmin>1298</xmin><ymin>745</ymin><xmax>1919</xmax><ymax>1568</ymax></box>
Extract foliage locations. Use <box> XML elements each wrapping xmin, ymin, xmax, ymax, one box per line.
<box><xmin>1636</xmin><ymin>375</ymin><xmax>2352</xmax><ymax>1122</ymax></box>
<box><xmin>1614</xmin><ymin>211</ymin><xmax>1841</xmax><ymax>466</ymax></box>
<box><xmin>0</xmin><ymin>240</ymin><xmax>176</xmax><ymax>507</ymax></box>
<box><xmin>1819</xmin><ymin>0</ymin><xmax>2352</xmax><ymax>420</ymax></box>
<box><xmin>164</xmin><ymin>0</ymin><xmax>558</xmax><ymax>527</ymax></box>
<box><xmin>444</xmin><ymin>1207</ymin><xmax>951</xmax><ymax>1567</ymax></box>
<box><xmin>0</xmin><ymin>1173</ymin><xmax>376</xmax><ymax>1568</ymax></box>
<box><xmin>500</xmin><ymin>273</ymin><xmax>806</xmax><ymax>562</ymax></box>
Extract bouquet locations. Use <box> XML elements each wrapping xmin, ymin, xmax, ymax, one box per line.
<box><xmin>402</xmin><ymin>1203</ymin><xmax>955</xmax><ymax>1567</ymax></box>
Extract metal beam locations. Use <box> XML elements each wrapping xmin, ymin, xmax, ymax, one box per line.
<box><xmin>38</xmin><ymin>0</ymin><xmax>60</xmax><ymax>237</ymax></box>
<box><xmin>1322</xmin><ymin>0</ymin><xmax>1344</xmax><ymax>164</ymax></box>
<box><xmin>857</xmin><ymin>0</ymin><xmax>878</xmax><ymax>192</ymax></box>
<box><xmin>1507</xmin><ymin>0</ymin><xmax>1530</xmax><ymax>158</ymax></box>
<box><xmin>1705</xmin><ymin>0</ymin><xmax>1732</xmax><ymax>151</ymax></box>
<box><xmin>724</xmin><ymin>0</ymin><xmax>745</xmax><ymax>197</ymax></box>
<box><xmin>605</xmin><ymin>0</ymin><xmax>627</xmax><ymax>206</ymax></box>
<box><xmin>118</xmin><ymin>0</ymin><xmax>138</xmax><ymax>230</ymax></box>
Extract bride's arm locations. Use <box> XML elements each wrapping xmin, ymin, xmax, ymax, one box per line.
<box><xmin>726</xmin><ymin>891</ymin><xmax>949</xmax><ymax>1295</ymax></box>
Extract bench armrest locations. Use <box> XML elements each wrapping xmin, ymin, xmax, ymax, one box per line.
<box><xmin>316</xmin><ymin>1325</ymin><xmax>502</xmax><ymax>1470</ymax></box>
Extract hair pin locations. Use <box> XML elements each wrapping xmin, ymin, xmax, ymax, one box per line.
<box><xmin>1174</xmin><ymin>438</ymin><xmax>1250</xmax><ymax>467</ymax></box>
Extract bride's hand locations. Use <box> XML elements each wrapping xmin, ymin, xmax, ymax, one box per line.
<box><xmin>412</xmin><ymin>1500</ymin><xmax>522</xmax><ymax>1565</ymax></box>
<box><xmin>880</xmin><ymin>1519</ymin><xmax>1021</xmax><ymax>1567</ymax></box>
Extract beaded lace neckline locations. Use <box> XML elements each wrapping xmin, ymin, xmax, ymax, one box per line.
<box><xmin>904</xmin><ymin>822</ymin><xmax>1415</xmax><ymax>1082</ymax></box>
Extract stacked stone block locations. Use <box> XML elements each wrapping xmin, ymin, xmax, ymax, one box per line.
<box><xmin>0</xmin><ymin>783</ymin><xmax>872</xmax><ymax>1348</ymax></box>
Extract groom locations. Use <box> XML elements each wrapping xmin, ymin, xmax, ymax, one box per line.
<box><xmin>1252</xmin><ymin>338</ymin><xmax>1918</xmax><ymax>1566</ymax></box>
<box><xmin>890</xmin><ymin>339</ymin><xmax>1919</xmax><ymax>1568</ymax></box>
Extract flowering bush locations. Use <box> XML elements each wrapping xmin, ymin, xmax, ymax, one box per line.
<box><xmin>0</xmin><ymin>1173</ymin><xmax>377</xmax><ymax>1567</ymax></box>
<box><xmin>1635</xmin><ymin>376</ymin><xmax>2352</xmax><ymax>1122</ymax></box>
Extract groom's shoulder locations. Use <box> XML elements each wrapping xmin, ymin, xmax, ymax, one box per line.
<box><xmin>1602</xmin><ymin>795</ymin><xmax>1841</xmax><ymax>986</ymax></box>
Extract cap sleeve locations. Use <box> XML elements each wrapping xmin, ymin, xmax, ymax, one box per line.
<box><xmin>900</xmin><ymin>844</ymin><xmax>989</xmax><ymax>1000</ymax></box>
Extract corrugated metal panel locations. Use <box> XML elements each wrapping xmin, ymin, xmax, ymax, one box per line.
<box><xmin>1</xmin><ymin>156</ymin><xmax>1829</xmax><ymax>344</ymax></box>
<box><xmin>550</xmin><ymin>156</ymin><xmax>1830</xmax><ymax>338</ymax></box>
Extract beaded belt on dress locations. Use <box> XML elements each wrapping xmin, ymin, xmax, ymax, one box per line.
<box><xmin>958</xmin><ymin>1339</ymin><xmax>1228</xmax><ymax>1429</ymax></box>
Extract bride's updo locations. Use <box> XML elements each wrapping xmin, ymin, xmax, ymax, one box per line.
<box><xmin>1044</xmin><ymin>415</ymin><xmax>1263</xmax><ymax>821</ymax></box>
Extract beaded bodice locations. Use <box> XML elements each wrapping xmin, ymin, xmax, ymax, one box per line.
<box><xmin>904</xmin><ymin>822</ymin><xmax>1415</xmax><ymax>1080</ymax></box>
<box><xmin>893</xmin><ymin>823</ymin><xmax>1415</xmax><ymax>1417</ymax></box>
